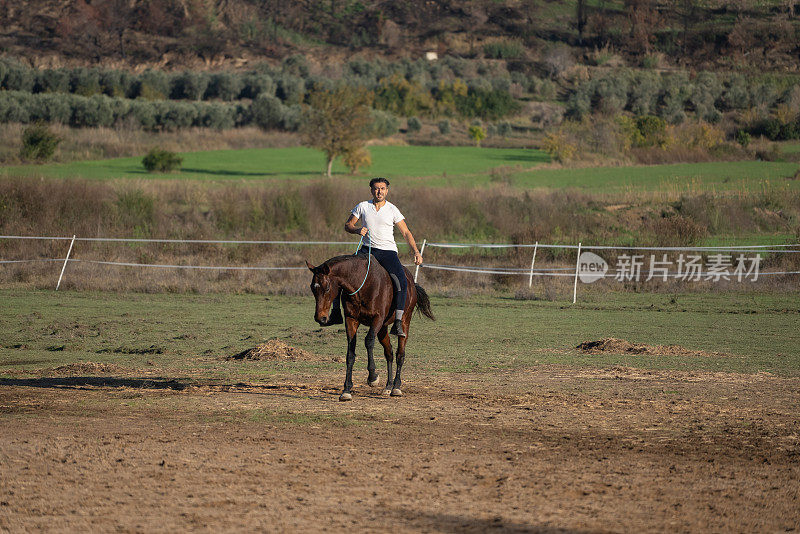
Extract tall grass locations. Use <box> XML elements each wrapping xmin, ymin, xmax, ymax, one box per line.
<box><xmin>1</xmin><ymin>177</ymin><xmax>798</xmax><ymax>293</ymax></box>
<box><xmin>0</xmin><ymin>123</ymin><xmax>301</xmax><ymax>164</ymax></box>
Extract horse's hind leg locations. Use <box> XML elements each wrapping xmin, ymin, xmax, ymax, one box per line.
<box><xmin>364</xmin><ymin>324</ymin><xmax>380</xmax><ymax>387</ymax></box>
<box><xmin>377</xmin><ymin>326</ymin><xmax>393</xmax><ymax>396</ymax></box>
<box><xmin>390</xmin><ymin>335</ymin><xmax>408</xmax><ymax>397</ymax></box>
<box><xmin>340</xmin><ymin>317</ymin><xmax>359</xmax><ymax>401</ymax></box>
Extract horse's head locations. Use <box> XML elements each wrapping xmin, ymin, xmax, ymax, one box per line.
<box><xmin>306</xmin><ymin>260</ymin><xmax>340</xmax><ymax>326</ymax></box>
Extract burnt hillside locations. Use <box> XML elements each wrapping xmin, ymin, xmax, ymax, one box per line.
<box><xmin>1</xmin><ymin>0</ymin><xmax>799</xmax><ymax>72</ymax></box>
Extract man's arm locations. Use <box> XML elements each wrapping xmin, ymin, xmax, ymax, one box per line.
<box><xmin>395</xmin><ymin>219</ymin><xmax>423</xmax><ymax>266</ymax></box>
<box><xmin>345</xmin><ymin>214</ymin><xmax>368</xmax><ymax>237</ymax></box>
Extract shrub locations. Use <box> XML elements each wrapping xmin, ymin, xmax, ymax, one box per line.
<box><xmin>70</xmin><ymin>95</ymin><xmax>114</xmax><ymax>127</ymax></box>
<box><xmin>483</xmin><ymin>40</ymin><xmax>524</xmax><ymax>59</ymax></box>
<box><xmin>171</xmin><ymin>71</ymin><xmax>209</xmax><ymax>101</ymax></box>
<box><xmin>690</xmin><ymin>73</ymin><xmax>723</xmax><ymax>123</ymax></box>
<box><xmin>543</xmin><ymin>130</ymin><xmax>576</xmax><ymax>163</ymax></box>
<box><xmin>496</xmin><ymin>121</ymin><xmax>512</xmax><ymax>137</ymax></box>
<box><xmin>135</xmin><ymin>70</ymin><xmax>170</xmax><ymax>100</ymax></box>
<box><xmin>406</xmin><ymin>116</ymin><xmax>422</xmax><ymax>133</ymax></box>
<box><xmin>251</xmin><ymin>94</ymin><xmax>286</xmax><ymax>130</ymax></box>
<box><xmin>634</xmin><ymin>115</ymin><xmax>667</xmax><ymax>148</ymax></box>
<box><xmin>735</xmin><ymin>129</ymin><xmax>751</xmax><ymax>148</ymax></box>
<box><xmin>660</xmin><ymin>73</ymin><xmax>691</xmax><ymax>123</ymax></box>
<box><xmin>374</xmin><ymin>74</ymin><xmax>434</xmax><ymax>117</ymax></box>
<box><xmin>154</xmin><ymin>101</ymin><xmax>197</xmax><ymax>131</ymax></box>
<box><xmin>342</xmin><ymin>146</ymin><xmax>372</xmax><ymax>174</ymax></box>
<box><xmin>69</xmin><ymin>68</ymin><xmax>102</xmax><ymax>96</ymax></box>
<box><xmin>281</xmin><ymin>104</ymin><xmax>304</xmax><ymax>132</ymax></box>
<box><xmin>275</xmin><ymin>75</ymin><xmax>306</xmax><ymax>104</ymax></box>
<box><xmin>196</xmin><ymin>103</ymin><xmax>236</xmax><ymax>130</ymax></box>
<box><xmin>0</xmin><ymin>92</ymin><xmax>31</xmax><ymax>123</ymax></box>
<box><xmin>20</xmin><ymin>123</ymin><xmax>61</xmax><ymax>162</ymax></box>
<box><xmin>99</xmin><ymin>70</ymin><xmax>130</xmax><ymax>98</ymax></box>
<box><xmin>628</xmin><ymin>71</ymin><xmax>660</xmax><ymax>115</ymax></box>
<box><xmin>241</xmin><ymin>73</ymin><xmax>275</xmax><ymax>99</ymax></box>
<box><xmin>3</xmin><ymin>62</ymin><xmax>35</xmax><ymax>92</ymax></box>
<box><xmin>595</xmin><ymin>76</ymin><xmax>629</xmax><ymax>115</ymax></box>
<box><xmin>36</xmin><ymin>69</ymin><xmax>70</xmax><ymax>94</ymax></box>
<box><xmin>207</xmin><ymin>72</ymin><xmax>244</xmax><ymax>101</ymax></box>
<box><xmin>129</xmin><ymin>100</ymin><xmax>157</xmax><ymax>130</ymax></box>
<box><xmin>468</xmin><ymin>125</ymin><xmax>486</xmax><ymax>147</ymax></box>
<box><xmin>722</xmin><ymin>74</ymin><xmax>750</xmax><ymax>111</ymax></box>
<box><xmin>142</xmin><ymin>149</ymin><xmax>183</xmax><ymax>173</ymax></box>
<box><xmin>369</xmin><ymin>109</ymin><xmax>400</xmax><ymax>138</ymax></box>
<box><xmin>30</xmin><ymin>93</ymin><xmax>72</xmax><ymax>124</ymax></box>
<box><xmin>438</xmin><ymin>119</ymin><xmax>451</xmax><ymax>134</ymax></box>
<box><xmin>566</xmin><ymin>86</ymin><xmax>592</xmax><ymax>120</ymax></box>
<box><xmin>751</xmin><ymin>82</ymin><xmax>779</xmax><ymax>110</ymax></box>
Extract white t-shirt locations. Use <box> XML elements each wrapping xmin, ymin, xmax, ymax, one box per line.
<box><xmin>351</xmin><ymin>200</ymin><xmax>405</xmax><ymax>252</ymax></box>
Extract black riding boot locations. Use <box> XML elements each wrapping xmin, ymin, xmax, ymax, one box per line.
<box><xmin>389</xmin><ymin>319</ymin><xmax>406</xmax><ymax>337</ymax></box>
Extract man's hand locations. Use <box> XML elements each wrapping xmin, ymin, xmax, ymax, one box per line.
<box><xmin>359</xmin><ymin>227</ymin><xmax>368</xmax><ymax>237</ymax></box>
<box><xmin>413</xmin><ymin>252</ymin><xmax>423</xmax><ymax>265</ymax></box>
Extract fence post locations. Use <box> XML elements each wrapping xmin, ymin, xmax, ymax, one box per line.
<box><xmin>572</xmin><ymin>242</ymin><xmax>581</xmax><ymax>304</ymax></box>
<box><xmin>56</xmin><ymin>235</ymin><xmax>76</xmax><ymax>291</ymax></box>
<box><xmin>414</xmin><ymin>239</ymin><xmax>427</xmax><ymax>283</ymax></box>
<box><xmin>528</xmin><ymin>241</ymin><xmax>538</xmax><ymax>288</ymax></box>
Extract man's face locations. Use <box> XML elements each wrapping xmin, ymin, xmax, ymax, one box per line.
<box><xmin>371</xmin><ymin>182</ymin><xmax>388</xmax><ymax>202</ymax></box>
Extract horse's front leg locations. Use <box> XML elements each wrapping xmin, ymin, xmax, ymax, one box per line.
<box><xmin>377</xmin><ymin>325</ymin><xmax>393</xmax><ymax>396</ymax></box>
<box><xmin>340</xmin><ymin>317</ymin><xmax>359</xmax><ymax>401</ymax></box>
<box><xmin>391</xmin><ymin>334</ymin><xmax>408</xmax><ymax>397</ymax></box>
<box><xmin>364</xmin><ymin>321</ymin><xmax>381</xmax><ymax>387</ymax></box>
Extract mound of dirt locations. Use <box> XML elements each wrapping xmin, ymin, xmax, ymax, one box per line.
<box><xmin>228</xmin><ymin>339</ymin><xmax>316</xmax><ymax>361</ymax></box>
<box><xmin>50</xmin><ymin>362</ymin><xmax>126</xmax><ymax>375</ymax></box>
<box><xmin>576</xmin><ymin>338</ymin><xmax>723</xmax><ymax>357</ymax></box>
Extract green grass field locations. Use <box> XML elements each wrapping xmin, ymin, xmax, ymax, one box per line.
<box><xmin>3</xmin><ymin>145</ymin><xmax>798</xmax><ymax>193</ymax></box>
<box><xmin>2</xmin><ymin>290</ymin><xmax>798</xmax><ymax>379</ymax></box>
<box><xmin>0</xmin><ymin>146</ymin><xmax>548</xmax><ymax>182</ymax></box>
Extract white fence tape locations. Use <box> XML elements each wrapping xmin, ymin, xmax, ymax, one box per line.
<box><xmin>72</xmin><ymin>259</ymin><xmax>306</xmax><ymax>271</ymax></box>
<box><xmin>423</xmin><ymin>263</ymin><xmax>800</xmax><ymax>277</ymax></box>
<box><xmin>425</xmin><ymin>241</ymin><xmax>800</xmax><ymax>253</ymax></box>
<box><xmin>2</xmin><ymin>235</ymin><xmax>799</xmax><ymax>299</ymax></box>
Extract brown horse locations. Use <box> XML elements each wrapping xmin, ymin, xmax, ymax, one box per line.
<box><xmin>306</xmin><ymin>253</ymin><xmax>434</xmax><ymax>401</ymax></box>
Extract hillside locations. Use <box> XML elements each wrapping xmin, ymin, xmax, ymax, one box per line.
<box><xmin>1</xmin><ymin>0</ymin><xmax>799</xmax><ymax>73</ymax></box>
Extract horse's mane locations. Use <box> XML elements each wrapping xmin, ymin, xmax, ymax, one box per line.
<box><xmin>323</xmin><ymin>254</ymin><xmax>360</xmax><ymax>268</ymax></box>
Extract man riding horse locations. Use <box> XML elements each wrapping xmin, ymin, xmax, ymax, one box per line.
<box><xmin>326</xmin><ymin>177</ymin><xmax>424</xmax><ymax>338</ymax></box>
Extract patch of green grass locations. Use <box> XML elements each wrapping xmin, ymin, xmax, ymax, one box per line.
<box><xmin>0</xmin><ymin>146</ymin><xmax>550</xmax><ymax>182</ymax></box>
<box><xmin>780</xmin><ymin>142</ymin><xmax>800</xmax><ymax>155</ymax></box>
<box><xmin>3</xmin><ymin>145</ymin><xmax>797</xmax><ymax>193</ymax></box>
<box><xmin>0</xmin><ymin>289</ymin><xmax>798</xmax><ymax>379</ymax></box>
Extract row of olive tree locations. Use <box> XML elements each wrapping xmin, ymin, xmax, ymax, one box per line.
<box><xmin>567</xmin><ymin>71</ymin><xmax>800</xmax><ymax>124</ymax></box>
<box><xmin>0</xmin><ymin>90</ymin><xmax>392</xmax><ymax>133</ymax></box>
<box><xmin>0</xmin><ymin>57</ymin><xmax>521</xmax><ymax>120</ymax></box>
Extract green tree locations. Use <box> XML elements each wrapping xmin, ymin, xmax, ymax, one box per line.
<box><xmin>468</xmin><ymin>125</ymin><xmax>486</xmax><ymax>147</ymax></box>
<box><xmin>301</xmin><ymin>86</ymin><xmax>372</xmax><ymax>178</ymax></box>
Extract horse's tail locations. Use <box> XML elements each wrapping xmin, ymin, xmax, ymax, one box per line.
<box><xmin>414</xmin><ymin>283</ymin><xmax>435</xmax><ymax>321</ymax></box>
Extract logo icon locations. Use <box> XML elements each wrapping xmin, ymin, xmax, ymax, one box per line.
<box><xmin>579</xmin><ymin>251</ymin><xmax>608</xmax><ymax>283</ymax></box>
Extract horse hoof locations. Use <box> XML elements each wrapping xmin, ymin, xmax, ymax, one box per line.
<box><xmin>339</xmin><ymin>392</ymin><xmax>352</xmax><ymax>402</ymax></box>
<box><xmin>382</xmin><ymin>389</ymin><xmax>392</xmax><ymax>396</ymax></box>
<box><xmin>368</xmin><ymin>378</ymin><xmax>381</xmax><ymax>387</ymax></box>
<box><xmin>390</xmin><ymin>388</ymin><xmax>403</xmax><ymax>397</ymax></box>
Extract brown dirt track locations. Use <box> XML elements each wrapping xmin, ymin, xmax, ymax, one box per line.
<box><xmin>1</xmin><ymin>366</ymin><xmax>798</xmax><ymax>533</ymax></box>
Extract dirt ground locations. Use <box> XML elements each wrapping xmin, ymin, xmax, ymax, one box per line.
<box><xmin>1</xmin><ymin>365</ymin><xmax>799</xmax><ymax>533</ymax></box>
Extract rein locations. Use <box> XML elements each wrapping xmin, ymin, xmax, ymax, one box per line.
<box><xmin>348</xmin><ymin>232</ymin><xmax>371</xmax><ymax>296</ymax></box>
